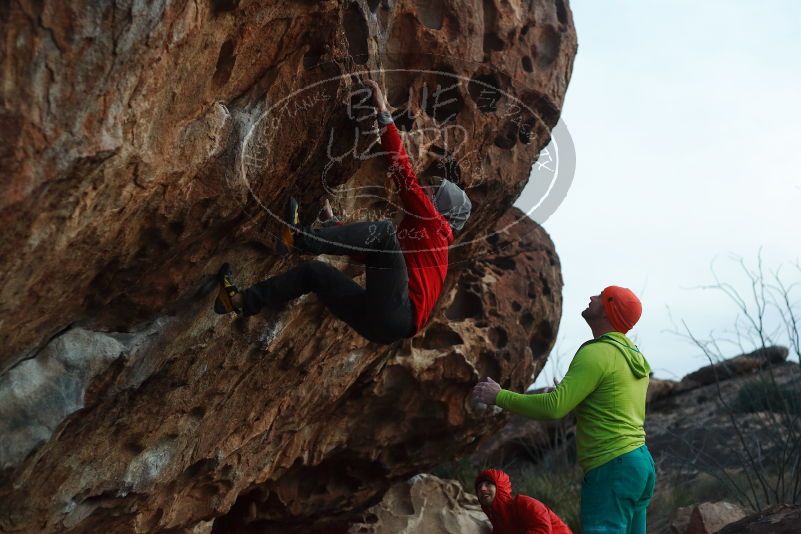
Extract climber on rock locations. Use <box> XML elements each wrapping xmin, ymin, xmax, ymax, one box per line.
<box><xmin>475</xmin><ymin>468</ymin><xmax>572</xmax><ymax>534</ymax></box>
<box><xmin>471</xmin><ymin>287</ymin><xmax>656</xmax><ymax>534</ymax></box>
<box><xmin>213</xmin><ymin>79</ymin><xmax>472</xmax><ymax>345</ymax></box>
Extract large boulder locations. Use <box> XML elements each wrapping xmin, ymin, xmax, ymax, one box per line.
<box><xmin>347</xmin><ymin>474</ymin><xmax>491</xmax><ymax>534</ymax></box>
<box><xmin>0</xmin><ymin>0</ymin><xmax>576</xmax><ymax>532</ymax></box>
<box><xmin>647</xmin><ymin>377</ymin><xmax>678</xmax><ymax>403</ymax></box>
<box><xmin>719</xmin><ymin>505</ymin><xmax>801</xmax><ymax>534</ymax></box>
<box><xmin>670</xmin><ymin>502</ymin><xmax>748</xmax><ymax>534</ymax></box>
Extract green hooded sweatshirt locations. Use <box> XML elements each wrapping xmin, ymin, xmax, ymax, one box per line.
<box><xmin>495</xmin><ymin>332</ymin><xmax>651</xmax><ymax>472</ymax></box>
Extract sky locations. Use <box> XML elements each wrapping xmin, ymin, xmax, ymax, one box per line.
<box><xmin>517</xmin><ymin>0</ymin><xmax>801</xmax><ymax>385</ymax></box>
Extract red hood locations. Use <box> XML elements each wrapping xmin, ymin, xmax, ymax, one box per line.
<box><xmin>475</xmin><ymin>468</ymin><xmax>513</xmax><ymax>513</ymax></box>
<box><xmin>475</xmin><ymin>468</ymin><xmax>572</xmax><ymax>534</ymax></box>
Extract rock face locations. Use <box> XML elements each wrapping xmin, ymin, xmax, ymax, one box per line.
<box><xmin>347</xmin><ymin>474</ymin><xmax>491</xmax><ymax>534</ymax></box>
<box><xmin>0</xmin><ymin>0</ymin><xmax>575</xmax><ymax>532</ymax></box>
<box><xmin>472</xmin><ymin>415</ymin><xmax>549</xmax><ymax>464</ymax></box>
<box><xmin>647</xmin><ymin>359</ymin><xmax>800</xmax><ymax>474</ymax></box>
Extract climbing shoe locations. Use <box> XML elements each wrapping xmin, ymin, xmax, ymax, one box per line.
<box><xmin>213</xmin><ymin>263</ymin><xmax>242</xmax><ymax>315</ymax></box>
<box><xmin>279</xmin><ymin>196</ymin><xmax>300</xmax><ymax>252</ymax></box>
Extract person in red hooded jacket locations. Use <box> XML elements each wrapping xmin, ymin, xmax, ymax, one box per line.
<box><xmin>212</xmin><ymin>79</ymin><xmax>471</xmax><ymax>345</ymax></box>
<box><xmin>475</xmin><ymin>469</ymin><xmax>572</xmax><ymax>534</ymax></box>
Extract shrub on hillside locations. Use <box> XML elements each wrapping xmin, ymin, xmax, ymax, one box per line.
<box><xmin>733</xmin><ymin>380</ymin><xmax>801</xmax><ymax>416</ymax></box>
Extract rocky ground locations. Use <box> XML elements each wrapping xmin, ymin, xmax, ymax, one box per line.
<box><xmin>347</xmin><ymin>479</ymin><xmax>801</xmax><ymax>534</ymax></box>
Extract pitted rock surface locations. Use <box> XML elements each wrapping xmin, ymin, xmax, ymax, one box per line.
<box><xmin>1</xmin><ymin>0</ymin><xmax>574</xmax><ymax>532</ymax></box>
<box><xmin>347</xmin><ymin>474</ymin><xmax>491</xmax><ymax>534</ymax></box>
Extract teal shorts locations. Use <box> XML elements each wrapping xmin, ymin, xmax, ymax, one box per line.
<box><xmin>580</xmin><ymin>445</ymin><xmax>656</xmax><ymax>534</ymax></box>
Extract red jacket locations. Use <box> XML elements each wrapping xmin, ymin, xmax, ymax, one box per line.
<box><xmin>476</xmin><ymin>469</ymin><xmax>572</xmax><ymax>534</ymax></box>
<box><xmin>380</xmin><ymin>123</ymin><xmax>453</xmax><ymax>332</ymax></box>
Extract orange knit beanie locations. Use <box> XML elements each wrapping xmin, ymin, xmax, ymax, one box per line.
<box><xmin>601</xmin><ymin>286</ymin><xmax>642</xmax><ymax>334</ymax></box>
